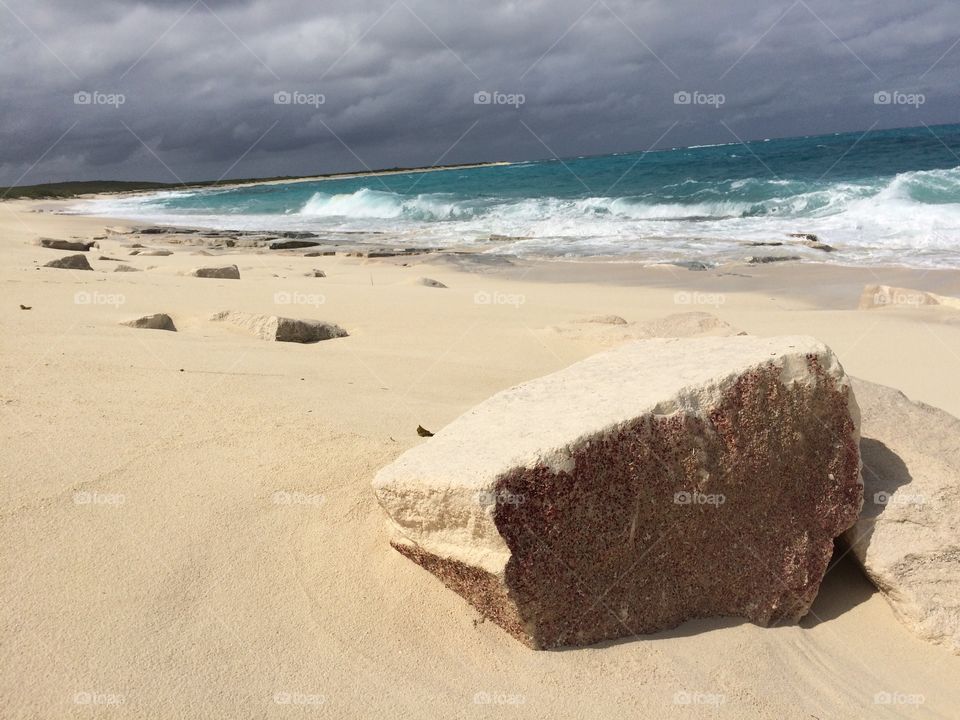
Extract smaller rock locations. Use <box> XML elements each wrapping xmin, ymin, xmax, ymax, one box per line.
<box><xmin>306</xmin><ymin>269</ymin><xmax>327</xmax><ymax>278</ymax></box>
<box><xmin>417</xmin><ymin>277</ymin><xmax>447</xmax><ymax>288</ymax></box>
<box><xmin>745</xmin><ymin>255</ymin><xmax>801</xmax><ymax>265</ymax></box>
<box><xmin>304</xmin><ymin>250</ymin><xmax>336</xmax><ymax>257</ymax></box>
<box><xmin>270</xmin><ymin>239</ymin><xmax>322</xmax><ymax>250</ymax></box>
<box><xmin>121</xmin><ymin>313</ymin><xmax>176</xmax><ymax>331</ymax></box>
<box><xmin>19</xmin><ymin>304</ymin><xmax>31</xmax><ymax>310</ymax></box>
<box><xmin>114</xmin><ymin>264</ymin><xmax>142</xmax><ymax>272</ymax></box>
<box><xmin>190</xmin><ymin>265</ymin><xmax>240</xmax><ymax>279</ymax></box>
<box><xmin>139</xmin><ymin>249</ymin><xmax>173</xmax><ymax>257</ymax></box>
<box><xmin>35</xmin><ymin>237</ymin><xmax>95</xmax><ymax>252</ymax></box>
<box><xmin>577</xmin><ymin>315</ymin><xmax>628</xmax><ymax>325</ymax></box>
<box><xmin>789</xmin><ymin>232</ymin><xmax>820</xmax><ymax>242</ymax></box>
<box><xmin>44</xmin><ymin>254</ymin><xmax>92</xmax><ymax>270</ymax></box>
<box><xmin>98</xmin><ymin>256</ymin><xmax>122</xmax><ymax>261</ymax></box>
<box><xmin>211</xmin><ymin>310</ymin><xmax>347</xmax><ymax>343</ymax></box>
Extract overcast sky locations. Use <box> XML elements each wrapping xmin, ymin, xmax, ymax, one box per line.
<box><xmin>1</xmin><ymin>0</ymin><xmax>958</xmax><ymax>185</ymax></box>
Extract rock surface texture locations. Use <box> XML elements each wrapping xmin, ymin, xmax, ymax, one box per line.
<box><xmin>844</xmin><ymin>378</ymin><xmax>960</xmax><ymax>654</ymax></box>
<box><xmin>373</xmin><ymin>335</ymin><xmax>862</xmax><ymax>649</ymax></box>
<box><xmin>211</xmin><ymin>311</ymin><xmax>347</xmax><ymax>343</ymax></box>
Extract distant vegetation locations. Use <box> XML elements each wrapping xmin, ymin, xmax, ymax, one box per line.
<box><xmin>0</xmin><ymin>162</ymin><xmax>504</xmax><ymax>200</ymax></box>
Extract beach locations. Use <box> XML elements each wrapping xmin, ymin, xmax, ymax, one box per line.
<box><xmin>2</xmin><ymin>197</ymin><xmax>959</xmax><ymax>717</ymax></box>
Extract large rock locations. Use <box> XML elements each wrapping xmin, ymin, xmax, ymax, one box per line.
<box><xmin>190</xmin><ymin>265</ymin><xmax>240</xmax><ymax>279</ymax></box>
<box><xmin>210</xmin><ymin>311</ymin><xmax>347</xmax><ymax>343</ymax></box>
<box><xmin>44</xmin><ymin>254</ymin><xmax>92</xmax><ymax>270</ymax></box>
<box><xmin>120</xmin><ymin>313</ymin><xmax>176</xmax><ymax>331</ymax></box>
<box><xmin>844</xmin><ymin>378</ymin><xmax>960</xmax><ymax>654</ymax></box>
<box><xmin>373</xmin><ymin>335</ymin><xmax>862</xmax><ymax>649</ymax></box>
<box><xmin>858</xmin><ymin>284</ymin><xmax>960</xmax><ymax>310</ymax></box>
<box><xmin>35</xmin><ymin>237</ymin><xmax>95</xmax><ymax>251</ymax></box>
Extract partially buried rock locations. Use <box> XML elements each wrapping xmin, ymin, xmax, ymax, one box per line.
<box><xmin>121</xmin><ymin>313</ymin><xmax>176</xmax><ymax>331</ymax></box>
<box><xmin>373</xmin><ymin>335</ymin><xmax>862</xmax><ymax>649</ymax></box>
<box><xmin>417</xmin><ymin>277</ymin><xmax>447</xmax><ymax>288</ymax></box>
<box><xmin>114</xmin><ymin>264</ymin><xmax>141</xmax><ymax>272</ymax></box>
<box><xmin>190</xmin><ymin>265</ymin><xmax>240</xmax><ymax>279</ymax></box>
<box><xmin>843</xmin><ymin>378</ymin><xmax>960</xmax><ymax>654</ymax></box>
<box><xmin>139</xmin><ymin>249</ymin><xmax>173</xmax><ymax>256</ymax></box>
<box><xmin>306</xmin><ymin>269</ymin><xmax>326</xmax><ymax>278</ymax></box>
<box><xmin>44</xmin><ymin>254</ymin><xmax>92</xmax><ymax>270</ymax></box>
<box><xmin>35</xmin><ymin>237</ymin><xmax>95</xmax><ymax>251</ymax></box>
<box><xmin>858</xmin><ymin>284</ymin><xmax>960</xmax><ymax>311</ymax></box>
<box><xmin>211</xmin><ymin>310</ymin><xmax>347</xmax><ymax>343</ymax></box>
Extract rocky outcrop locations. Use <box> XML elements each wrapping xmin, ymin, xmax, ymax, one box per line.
<box><xmin>858</xmin><ymin>285</ymin><xmax>960</xmax><ymax>311</ymax></box>
<box><xmin>210</xmin><ymin>311</ymin><xmax>347</xmax><ymax>343</ymax></box>
<box><xmin>190</xmin><ymin>265</ymin><xmax>240</xmax><ymax>279</ymax></box>
<box><xmin>121</xmin><ymin>313</ymin><xmax>176</xmax><ymax>331</ymax></box>
<box><xmin>44</xmin><ymin>254</ymin><xmax>92</xmax><ymax>270</ymax></box>
<box><xmin>35</xmin><ymin>237</ymin><xmax>95</xmax><ymax>251</ymax></box>
<box><xmin>374</xmin><ymin>335</ymin><xmax>862</xmax><ymax>649</ymax></box>
<box><xmin>844</xmin><ymin>378</ymin><xmax>960</xmax><ymax>654</ymax></box>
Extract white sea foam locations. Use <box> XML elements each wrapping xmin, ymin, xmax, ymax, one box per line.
<box><xmin>69</xmin><ymin>165</ymin><xmax>960</xmax><ymax>268</ymax></box>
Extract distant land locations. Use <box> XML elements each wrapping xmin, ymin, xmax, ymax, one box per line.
<box><xmin>0</xmin><ymin>160</ymin><xmax>509</xmax><ymax>200</ymax></box>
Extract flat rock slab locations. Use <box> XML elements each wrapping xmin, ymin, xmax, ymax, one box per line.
<box><xmin>190</xmin><ymin>265</ymin><xmax>240</xmax><ymax>279</ymax></box>
<box><xmin>35</xmin><ymin>237</ymin><xmax>95</xmax><ymax>251</ymax></box>
<box><xmin>44</xmin><ymin>254</ymin><xmax>92</xmax><ymax>270</ymax></box>
<box><xmin>211</xmin><ymin>311</ymin><xmax>347</xmax><ymax>343</ymax></box>
<box><xmin>844</xmin><ymin>378</ymin><xmax>960</xmax><ymax>654</ymax></box>
<box><xmin>374</xmin><ymin>335</ymin><xmax>862</xmax><ymax>649</ymax></box>
<box><xmin>121</xmin><ymin>313</ymin><xmax>176</xmax><ymax>331</ymax></box>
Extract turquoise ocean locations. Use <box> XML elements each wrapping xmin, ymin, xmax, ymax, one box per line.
<box><xmin>76</xmin><ymin>123</ymin><xmax>960</xmax><ymax>268</ymax></box>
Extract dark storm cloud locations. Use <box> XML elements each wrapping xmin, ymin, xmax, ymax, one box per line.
<box><xmin>1</xmin><ymin>0</ymin><xmax>959</xmax><ymax>184</ymax></box>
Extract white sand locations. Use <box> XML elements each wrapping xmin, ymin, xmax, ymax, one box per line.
<box><xmin>2</xmin><ymin>198</ymin><xmax>960</xmax><ymax>718</ymax></box>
